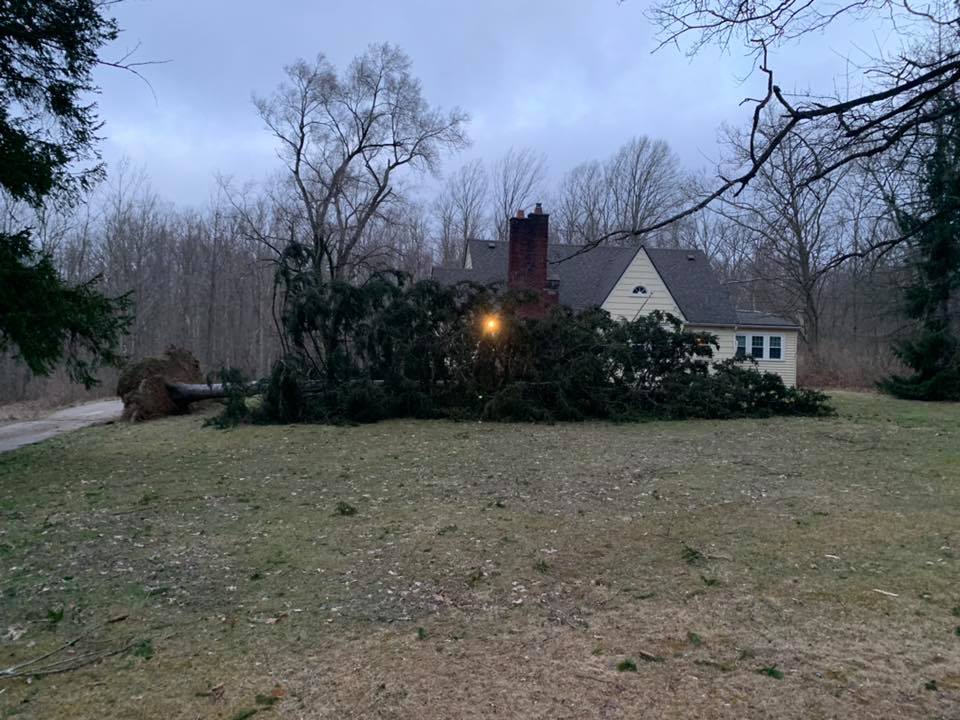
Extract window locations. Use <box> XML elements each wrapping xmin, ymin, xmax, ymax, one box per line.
<box><xmin>735</xmin><ymin>334</ymin><xmax>784</xmax><ymax>361</ymax></box>
<box><xmin>768</xmin><ymin>335</ymin><xmax>782</xmax><ymax>360</ymax></box>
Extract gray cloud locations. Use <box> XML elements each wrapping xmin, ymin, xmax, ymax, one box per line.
<box><xmin>93</xmin><ymin>0</ymin><xmax>894</xmax><ymax>206</ymax></box>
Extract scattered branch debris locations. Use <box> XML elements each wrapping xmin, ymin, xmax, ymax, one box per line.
<box><xmin>0</xmin><ymin>617</ymin><xmax>136</xmax><ymax>679</ymax></box>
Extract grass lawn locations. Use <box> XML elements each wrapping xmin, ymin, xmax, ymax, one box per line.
<box><xmin>1</xmin><ymin>391</ymin><xmax>958</xmax><ymax>718</ymax></box>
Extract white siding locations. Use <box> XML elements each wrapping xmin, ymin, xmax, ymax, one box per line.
<box><xmin>688</xmin><ymin>325</ymin><xmax>798</xmax><ymax>387</ymax></box>
<box><xmin>594</xmin><ymin>247</ymin><xmax>798</xmax><ymax>386</ymax></box>
<box><xmin>601</xmin><ymin>247</ymin><xmax>685</xmax><ymax>321</ymax></box>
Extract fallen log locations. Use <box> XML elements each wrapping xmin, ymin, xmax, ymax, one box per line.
<box><xmin>165</xmin><ymin>381</ymin><xmax>261</xmax><ymax>405</ymax></box>
<box><xmin>167</xmin><ymin>378</ymin><xmax>398</xmax><ymax>404</ymax></box>
<box><xmin>119</xmin><ymin>348</ymin><xmax>270</xmax><ymax>422</ymax></box>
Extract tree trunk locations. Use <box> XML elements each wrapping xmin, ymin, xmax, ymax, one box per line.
<box><xmin>165</xmin><ymin>382</ymin><xmax>257</xmax><ymax>404</ymax></box>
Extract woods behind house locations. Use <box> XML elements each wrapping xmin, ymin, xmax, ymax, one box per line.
<box><xmin>0</xmin><ymin>42</ymin><xmax>944</xmax><ymax>404</ymax></box>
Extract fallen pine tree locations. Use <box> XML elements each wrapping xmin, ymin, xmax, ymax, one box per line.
<box><xmin>206</xmin><ymin>276</ymin><xmax>833</xmax><ymax>426</ymax></box>
<box><xmin>116</xmin><ymin>348</ymin><xmax>264</xmax><ymax>421</ymax></box>
<box><xmin>122</xmin><ymin>280</ymin><xmax>832</xmax><ymax>426</ymax></box>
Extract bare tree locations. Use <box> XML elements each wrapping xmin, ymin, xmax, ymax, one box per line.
<box><xmin>606</xmin><ymin>136</ymin><xmax>683</xmax><ymax>242</ymax></box>
<box><xmin>554</xmin><ymin>137</ymin><xmax>682</xmax><ymax>247</ymax></box>
<box><xmin>555</xmin><ymin>160</ymin><xmax>611</xmax><ymax>244</ymax></box>
<box><xmin>431</xmin><ymin>192</ymin><xmax>460</xmax><ymax>267</ymax></box>
<box><xmin>712</xmin><ymin>120</ymin><xmax>854</xmax><ymax>354</ymax></box>
<box><xmin>490</xmin><ymin>147</ymin><xmax>547</xmax><ymax>240</ymax></box>
<box><xmin>374</xmin><ymin>203</ymin><xmax>435</xmax><ymax>278</ymax></box>
<box><xmin>432</xmin><ymin>158</ymin><xmax>489</xmax><ymax>264</ymax></box>
<box><xmin>671</xmin><ymin>175</ymin><xmax>754</xmax><ymax>269</ymax></box>
<box><xmin>448</xmin><ymin>159</ymin><xmax>489</xmax><ymax>245</ymax></box>
<box><xmin>818</xmin><ymin>169</ymin><xmax>904</xmax><ymax>370</ymax></box>
<box><xmin>559</xmin><ymin>0</ymin><xmax>960</xmax><ymax>260</ymax></box>
<box><xmin>98</xmin><ymin>164</ymin><xmax>168</xmax><ymax>361</ymax></box>
<box><xmin>250</xmin><ymin>44</ymin><xmax>469</xmax><ymax>280</ymax></box>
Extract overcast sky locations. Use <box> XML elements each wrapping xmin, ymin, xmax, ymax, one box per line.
<box><xmin>93</xmin><ymin>0</ymin><xmax>894</xmax><ymax>207</ymax></box>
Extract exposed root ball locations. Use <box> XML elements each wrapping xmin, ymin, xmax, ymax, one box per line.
<box><xmin>117</xmin><ymin>346</ymin><xmax>202</xmax><ymax>421</ymax></box>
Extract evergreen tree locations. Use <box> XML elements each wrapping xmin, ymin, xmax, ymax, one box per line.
<box><xmin>879</xmin><ymin>105</ymin><xmax>960</xmax><ymax>400</ymax></box>
<box><xmin>0</xmin><ymin>1</ymin><xmax>131</xmax><ymax>387</ymax></box>
<box><xmin>237</xmin><ymin>274</ymin><xmax>831</xmax><ymax>426</ymax></box>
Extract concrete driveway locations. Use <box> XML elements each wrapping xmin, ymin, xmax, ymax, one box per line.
<box><xmin>0</xmin><ymin>399</ymin><xmax>123</xmax><ymax>454</ymax></box>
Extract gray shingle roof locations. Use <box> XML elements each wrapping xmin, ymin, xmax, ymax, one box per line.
<box><xmin>431</xmin><ymin>240</ymin><xmax>741</xmax><ymax>325</ymax></box>
<box><xmin>430</xmin><ymin>266</ymin><xmax>487</xmax><ymax>286</ymax></box>
<box><xmin>434</xmin><ymin>240</ymin><xmax>637</xmax><ymax>310</ymax></box>
<box><xmin>546</xmin><ymin>244</ymin><xmax>637</xmax><ymax>310</ymax></box>
<box><xmin>735</xmin><ymin>310</ymin><xmax>800</xmax><ymax>328</ymax></box>
<box><xmin>644</xmin><ymin>247</ymin><xmax>739</xmax><ymax>326</ymax></box>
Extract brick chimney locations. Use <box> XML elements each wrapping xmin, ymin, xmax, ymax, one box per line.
<box><xmin>507</xmin><ymin>203</ymin><xmax>558</xmax><ymax>317</ymax></box>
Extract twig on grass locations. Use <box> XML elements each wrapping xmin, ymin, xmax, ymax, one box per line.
<box><xmin>1</xmin><ymin>638</ymin><xmax>138</xmax><ymax>679</ymax></box>
<box><xmin>0</xmin><ymin>615</ymin><xmax>134</xmax><ymax>679</ymax></box>
<box><xmin>572</xmin><ymin>672</ymin><xmax>621</xmax><ymax>686</ymax></box>
<box><xmin>637</xmin><ymin>649</ymin><xmax>664</xmax><ymax>662</ymax></box>
<box><xmin>9</xmin><ymin>641</ymin><xmax>138</xmax><ymax>678</ymax></box>
<box><xmin>111</xmin><ymin>493</ymin><xmax>232</xmax><ymax>516</ymax></box>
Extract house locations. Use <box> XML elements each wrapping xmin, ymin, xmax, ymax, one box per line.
<box><xmin>432</xmin><ymin>204</ymin><xmax>800</xmax><ymax>386</ymax></box>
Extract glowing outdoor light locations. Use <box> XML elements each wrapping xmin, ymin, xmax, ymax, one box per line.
<box><xmin>482</xmin><ymin>314</ymin><xmax>501</xmax><ymax>336</ymax></box>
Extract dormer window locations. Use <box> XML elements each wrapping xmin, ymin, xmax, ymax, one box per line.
<box><xmin>632</xmin><ymin>285</ymin><xmax>648</xmax><ymax>295</ymax></box>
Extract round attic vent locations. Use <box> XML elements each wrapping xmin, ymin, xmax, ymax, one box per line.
<box><xmin>632</xmin><ymin>285</ymin><xmax>648</xmax><ymax>295</ymax></box>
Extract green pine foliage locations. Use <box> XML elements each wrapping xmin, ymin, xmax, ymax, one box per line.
<box><xmin>202</xmin><ymin>368</ymin><xmax>251</xmax><ymax>428</ymax></box>
<box><xmin>0</xmin><ymin>1</ymin><xmax>119</xmax><ymax>203</ymax></box>
<box><xmin>879</xmin><ymin>104</ymin><xmax>960</xmax><ymax>400</ymax></box>
<box><xmin>0</xmin><ymin>1</ymin><xmax>131</xmax><ymax>387</ymax></box>
<box><xmin>0</xmin><ymin>229</ymin><xmax>130</xmax><ymax>387</ymax></box>
<box><xmin>218</xmin><ymin>274</ymin><xmax>831</xmax><ymax>426</ymax></box>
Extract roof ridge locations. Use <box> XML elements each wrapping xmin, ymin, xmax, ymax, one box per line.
<box><xmin>645</xmin><ymin>246</ymin><xmax>706</xmax><ymax>253</ymax></box>
<box><xmin>470</xmin><ymin>239</ymin><xmax>590</xmax><ymax>249</ymax></box>
<box><xmin>469</xmin><ymin>238</ymin><xmax>707</xmax><ymax>254</ymax></box>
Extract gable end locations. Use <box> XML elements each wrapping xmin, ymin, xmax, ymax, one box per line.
<box><xmin>601</xmin><ymin>247</ymin><xmax>686</xmax><ymax>322</ymax></box>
